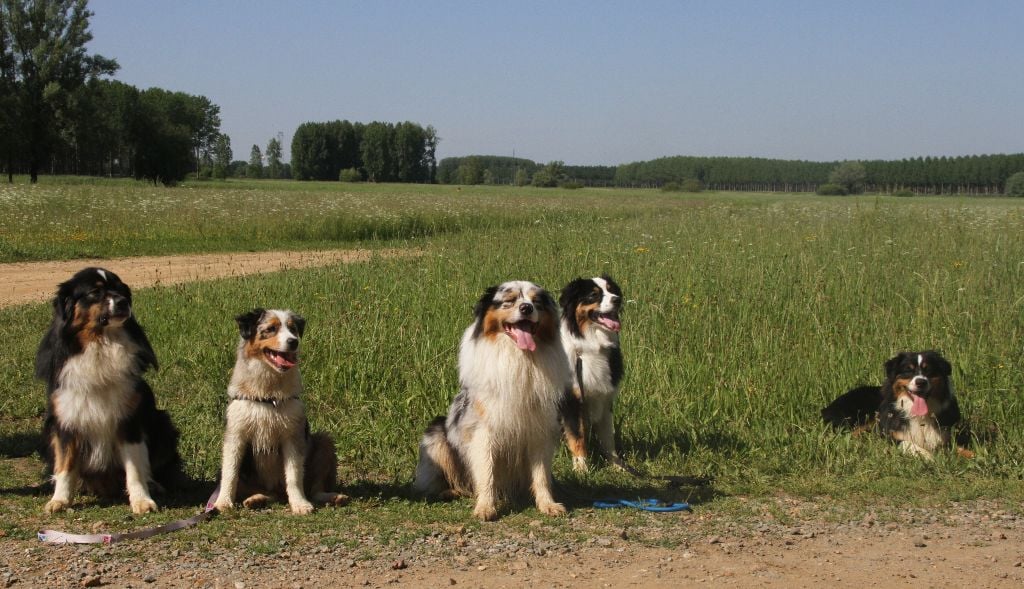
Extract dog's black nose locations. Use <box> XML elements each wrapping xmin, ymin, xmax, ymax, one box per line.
<box><xmin>913</xmin><ymin>376</ymin><xmax>929</xmax><ymax>389</ymax></box>
<box><xmin>286</xmin><ymin>337</ymin><xmax>298</xmax><ymax>350</ymax></box>
<box><xmin>519</xmin><ymin>302</ymin><xmax>534</xmax><ymax>315</ymax></box>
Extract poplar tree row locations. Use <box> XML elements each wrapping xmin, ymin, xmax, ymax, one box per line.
<box><xmin>290</xmin><ymin>120</ymin><xmax>438</xmax><ymax>183</ymax></box>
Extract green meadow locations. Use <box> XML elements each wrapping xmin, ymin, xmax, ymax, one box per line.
<box><xmin>1</xmin><ymin>179</ymin><xmax>1023</xmax><ymax>549</ymax></box>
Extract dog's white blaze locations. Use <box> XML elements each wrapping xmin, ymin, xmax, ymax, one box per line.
<box><xmin>269</xmin><ymin>309</ymin><xmax>299</xmax><ymax>351</ymax></box>
<box><xmin>54</xmin><ymin>328</ymin><xmax>143</xmax><ymax>471</ymax></box>
<box><xmin>591</xmin><ymin>276</ymin><xmax>618</xmax><ymax>313</ymax></box>
<box><xmin>97</xmin><ymin>269</ymin><xmax>107</xmax><ymax>281</ymax></box>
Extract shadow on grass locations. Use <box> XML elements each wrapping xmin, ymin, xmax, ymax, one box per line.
<box><xmin>0</xmin><ymin>430</ymin><xmax>40</xmax><ymax>458</ymax></box>
<box><xmin>625</xmin><ymin>426</ymin><xmax>747</xmax><ymax>462</ymax></box>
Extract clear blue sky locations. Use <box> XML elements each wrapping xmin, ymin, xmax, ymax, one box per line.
<box><xmin>88</xmin><ymin>1</ymin><xmax>1023</xmax><ymax>165</ymax></box>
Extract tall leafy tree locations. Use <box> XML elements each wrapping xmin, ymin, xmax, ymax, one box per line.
<box><xmin>247</xmin><ymin>144</ymin><xmax>263</xmax><ymax>179</ymax></box>
<box><xmin>828</xmin><ymin>161</ymin><xmax>867</xmax><ymax>194</ymax></box>
<box><xmin>422</xmin><ymin>125</ymin><xmax>438</xmax><ymax>183</ymax></box>
<box><xmin>360</xmin><ymin>121</ymin><xmax>394</xmax><ymax>182</ymax></box>
<box><xmin>0</xmin><ymin>4</ymin><xmax>18</xmax><ymax>182</ymax></box>
<box><xmin>265</xmin><ymin>136</ymin><xmax>282</xmax><ymax>179</ymax></box>
<box><xmin>4</xmin><ymin>0</ymin><xmax>118</xmax><ymax>182</ymax></box>
<box><xmin>212</xmin><ymin>133</ymin><xmax>232</xmax><ymax>179</ymax></box>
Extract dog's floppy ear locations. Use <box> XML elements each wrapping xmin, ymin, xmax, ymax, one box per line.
<box><xmin>53</xmin><ymin>279</ymin><xmax>77</xmax><ymax>322</ymax></box>
<box><xmin>473</xmin><ymin>286</ymin><xmax>499</xmax><ymax>320</ymax></box>
<box><xmin>926</xmin><ymin>351</ymin><xmax>952</xmax><ymax>376</ymax></box>
<box><xmin>559</xmin><ymin>277</ymin><xmax>587</xmax><ymax>309</ymax></box>
<box><xmin>471</xmin><ymin>286</ymin><xmax>499</xmax><ymax>339</ymax></box>
<box><xmin>235</xmin><ymin>308</ymin><xmax>266</xmax><ymax>339</ymax></box>
<box><xmin>291</xmin><ymin>314</ymin><xmax>306</xmax><ymax>337</ymax></box>
<box><xmin>883</xmin><ymin>354</ymin><xmax>904</xmax><ymax>379</ymax></box>
<box><xmin>601</xmin><ymin>273</ymin><xmax>623</xmax><ymax>298</ymax></box>
<box><xmin>538</xmin><ymin>288</ymin><xmax>557</xmax><ymax>313</ymax></box>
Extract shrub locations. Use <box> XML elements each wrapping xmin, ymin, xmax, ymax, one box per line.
<box><xmin>1006</xmin><ymin>172</ymin><xmax>1024</xmax><ymax>197</ymax></box>
<box><xmin>531</xmin><ymin>170</ymin><xmax>556</xmax><ymax>187</ymax></box>
<box><xmin>662</xmin><ymin>179</ymin><xmax>703</xmax><ymax>193</ymax></box>
<box><xmin>816</xmin><ymin>183</ymin><xmax>848</xmax><ymax>196</ymax></box>
<box><xmin>559</xmin><ymin>181</ymin><xmax>583</xmax><ymax>190</ymax></box>
<box><xmin>339</xmin><ymin>168</ymin><xmax>362</xmax><ymax>182</ymax></box>
<box><xmin>681</xmin><ymin>178</ymin><xmax>703</xmax><ymax>193</ymax></box>
<box><xmin>893</xmin><ymin>188</ymin><xmax>915</xmax><ymax>197</ymax></box>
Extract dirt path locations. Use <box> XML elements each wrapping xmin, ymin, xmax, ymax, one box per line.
<box><xmin>0</xmin><ymin>248</ymin><xmax>421</xmax><ymax>308</ymax></box>
<box><xmin>4</xmin><ymin>500</ymin><xmax>1022</xmax><ymax>588</ymax></box>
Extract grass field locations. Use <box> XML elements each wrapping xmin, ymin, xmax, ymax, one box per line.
<box><xmin>1</xmin><ymin>178</ymin><xmax>1023</xmax><ymax>549</ymax></box>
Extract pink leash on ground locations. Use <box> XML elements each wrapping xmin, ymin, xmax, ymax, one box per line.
<box><xmin>37</xmin><ymin>486</ymin><xmax>220</xmax><ymax>545</ymax></box>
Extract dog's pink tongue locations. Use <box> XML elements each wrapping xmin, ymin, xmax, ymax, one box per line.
<box><xmin>910</xmin><ymin>394</ymin><xmax>929</xmax><ymax>416</ymax></box>
<box><xmin>510</xmin><ymin>326</ymin><xmax>536</xmax><ymax>351</ymax></box>
<box><xmin>271</xmin><ymin>352</ymin><xmax>297</xmax><ymax>370</ymax></box>
<box><xmin>597</xmin><ymin>316</ymin><xmax>621</xmax><ymax>332</ymax></box>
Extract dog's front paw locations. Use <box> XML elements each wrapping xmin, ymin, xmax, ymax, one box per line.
<box><xmin>538</xmin><ymin>501</ymin><xmax>567</xmax><ymax>517</ymax></box>
<box><xmin>130</xmin><ymin>497</ymin><xmax>158</xmax><ymax>514</ymax></box>
<box><xmin>473</xmin><ymin>502</ymin><xmax>498</xmax><ymax>522</ymax></box>
<box><xmin>572</xmin><ymin>456</ymin><xmax>589</xmax><ymax>473</ymax></box>
<box><xmin>290</xmin><ymin>500</ymin><xmax>315</xmax><ymax>515</ymax></box>
<box><xmin>44</xmin><ymin>499</ymin><xmax>69</xmax><ymax>514</ymax></box>
<box><xmin>213</xmin><ymin>498</ymin><xmax>235</xmax><ymax>511</ymax></box>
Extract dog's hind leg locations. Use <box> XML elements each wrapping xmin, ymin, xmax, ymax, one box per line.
<box><xmin>592</xmin><ymin>409</ymin><xmax>619</xmax><ymax>465</ymax></box>
<box><xmin>305</xmin><ymin>433</ymin><xmax>349</xmax><ymax>506</ymax></box>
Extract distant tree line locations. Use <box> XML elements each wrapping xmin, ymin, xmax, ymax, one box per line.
<box><xmin>614</xmin><ymin>154</ymin><xmax>1024</xmax><ymax>195</ymax></box>
<box><xmin>290</xmin><ymin>120</ymin><xmax>438</xmax><ymax>182</ymax></box>
<box><xmin>439</xmin><ymin>153</ymin><xmax>1024</xmax><ymax>195</ymax></box>
<box><xmin>437</xmin><ymin>156</ymin><xmax>617</xmax><ymax>187</ymax></box>
<box><xmin>0</xmin><ymin>0</ymin><xmax>224</xmax><ymax>185</ymax></box>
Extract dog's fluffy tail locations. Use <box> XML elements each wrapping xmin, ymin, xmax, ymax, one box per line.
<box><xmin>413</xmin><ymin>416</ymin><xmax>469</xmax><ymax>497</ymax></box>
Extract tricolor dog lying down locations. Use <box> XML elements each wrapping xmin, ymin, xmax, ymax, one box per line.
<box><xmin>822</xmin><ymin>351</ymin><xmax>973</xmax><ymax>459</ymax></box>
<box><xmin>214</xmin><ymin>309</ymin><xmax>348</xmax><ymax>514</ymax></box>
<box><xmin>414</xmin><ymin>281</ymin><xmax>573</xmax><ymax>521</ymax></box>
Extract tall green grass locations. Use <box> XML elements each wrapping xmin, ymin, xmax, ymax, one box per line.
<box><xmin>2</xmin><ymin>188</ymin><xmax>1022</xmax><ymax>510</ymax></box>
<box><xmin>0</xmin><ymin>178</ymin><xmax>685</xmax><ymax>261</ymax></box>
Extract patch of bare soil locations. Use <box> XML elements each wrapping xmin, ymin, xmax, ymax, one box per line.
<box><xmin>0</xmin><ymin>248</ymin><xmax>421</xmax><ymax>309</ymax></box>
<box><xmin>4</xmin><ymin>500</ymin><xmax>1022</xmax><ymax>588</ymax></box>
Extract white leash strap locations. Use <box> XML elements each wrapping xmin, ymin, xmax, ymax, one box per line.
<box><xmin>38</xmin><ymin>486</ymin><xmax>220</xmax><ymax>545</ymax></box>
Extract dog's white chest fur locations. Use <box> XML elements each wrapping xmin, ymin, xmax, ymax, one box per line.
<box><xmin>562</xmin><ymin>330</ymin><xmax>619</xmax><ymax>416</ymax></box>
<box><xmin>53</xmin><ymin>332</ymin><xmax>141</xmax><ymax>469</ymax></box>
<box><xmin>458</xmin><ymin>329</ymin><xmax>571</xmax><ymax>444</ymax></box>
<box><xmin>224</xmin><ymin>398</ymin><xmax>306</xmax><ymax>454</ymax></box>
<box><xmin>894</xmin><ymin>396</ymin><xmax>950</xmax><ymax>456</ymax></box>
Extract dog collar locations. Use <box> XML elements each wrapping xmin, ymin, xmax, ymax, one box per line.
<box><xmin>232</xmin><ymin>395</ymin><xmax>298</xmax><ymax>407</ymax></box>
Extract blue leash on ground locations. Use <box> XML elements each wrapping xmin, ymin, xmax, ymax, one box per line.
<box><xmin>593</xmin><ymin>498</ymin><xmax>690</xmax><ymax>512</ymax></box>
